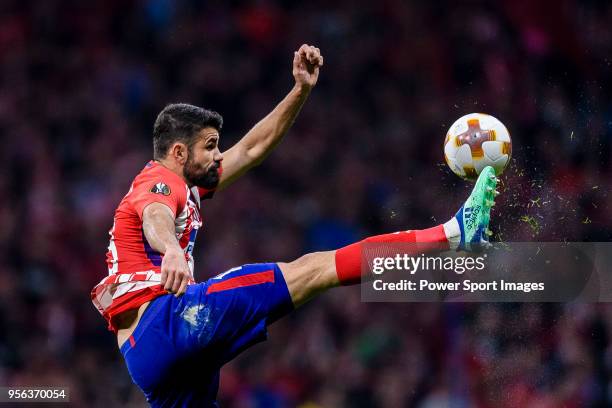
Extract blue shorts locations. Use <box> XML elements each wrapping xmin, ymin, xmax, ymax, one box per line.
<box><xmin>120</xmin><ymin>263</ymin><xmax>293</xmax><ymax>407</ymax></box>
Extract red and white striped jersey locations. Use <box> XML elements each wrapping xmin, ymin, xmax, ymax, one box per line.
<box><xmin>91</xmin><ymin>161</ymin><xmax>217</xmax><ymax>332</ymax></box>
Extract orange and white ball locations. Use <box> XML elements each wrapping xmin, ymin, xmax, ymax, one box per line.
<box><xmin>444</xmin><ymin>113</ymin><xmax>512</xmax><ymax>180</ymax></box>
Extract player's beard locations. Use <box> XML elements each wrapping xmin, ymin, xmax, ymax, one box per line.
<box><xmin>184</xmin><ymin>153</ymin><xmax>220</xmax><ymax>189</ymax></box>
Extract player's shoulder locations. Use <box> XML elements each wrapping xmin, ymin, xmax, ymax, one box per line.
<box><xmin>121</xmin><ymin>161</ymin><xmax>190</xmax><ymax>217</ymax></box>
<box><xmin>127</xmin><ymin>161</ymin><xmax>190</xmax><ymax>203</ymax></box>
<box><xmin>134</xmin><ymin>161</ymin><xmax>186</xmax><ymax>189</ymax></box>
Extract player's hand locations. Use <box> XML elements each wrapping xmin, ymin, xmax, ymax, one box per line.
<box><xmin>293</xmin><ymin>44</ymin><xmax>323</xmax><ymax>89</ymax></box>
<box><xmin>160</xmin><ymin>247</ymin><xmax>191</xmax><ymax>297</ymax></box>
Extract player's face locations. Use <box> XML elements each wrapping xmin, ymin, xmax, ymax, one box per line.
<box><xmin>183</xmin><ymin>128</ymin><xmax>223</xmax><ymax>189</ymax></box>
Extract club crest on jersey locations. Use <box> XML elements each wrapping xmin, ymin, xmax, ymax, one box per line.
<box><xmin>150</xmin><ymin>182</ymin><xmax>171</xmax><ymax>196</ymax></box>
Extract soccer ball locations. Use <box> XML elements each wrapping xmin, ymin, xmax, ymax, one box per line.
<box><xmin>444</xmin><ymin>113</ymin><xmax>512</xmax><ymax>180</ymax></box>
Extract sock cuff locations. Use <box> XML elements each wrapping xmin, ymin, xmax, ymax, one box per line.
<box><xmin>442</xmin><ymin>218</ymin><xmax>461</xmax><ymax>250</ymax></box>
<box><xmin>334</xmin><ymin>226</ymin><xmax>451</xmax><ymax>285</ymax></box>
<box><xmin>335</xmin><ymin>243</ymin><xmax>362</xmax><ymax>285</ymax></box>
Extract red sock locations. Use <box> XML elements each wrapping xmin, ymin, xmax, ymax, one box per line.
<box><xmin>335</xmin><ymin>225</ymin><xmax>449</xmax><ymax>285</ymax></box>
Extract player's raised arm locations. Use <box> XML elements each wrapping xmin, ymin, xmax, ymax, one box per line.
<box><xmin>142</xmin><ymin>202</ymin><xmax>191</xmax><ymax>296</ymax></box>
<box><xmin>217</xmin><ymin>44</ymin><xmax>323</xmax><ymax>191</ymax></box>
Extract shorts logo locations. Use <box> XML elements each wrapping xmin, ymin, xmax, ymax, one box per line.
<box><xmin>150</xmin><ymin>182</ymin><xmax>171</xmax><ymax>196</ymax></box>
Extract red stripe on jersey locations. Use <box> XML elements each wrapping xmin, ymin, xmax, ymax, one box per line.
<box><xmin>206</xmin><ymin>270</ymin><xmax>275</xmax><ymax>294</ymax></box>
<box><xmin>129</xmin><ymin>335</ymin><xmax>135</xmax><ymax>347</ymax></box>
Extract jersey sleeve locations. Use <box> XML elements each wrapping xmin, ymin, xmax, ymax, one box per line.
<box><xmin>128</xmin><ymin>173</ymin><xmax>188</xmax><ymax>219</ymax></box>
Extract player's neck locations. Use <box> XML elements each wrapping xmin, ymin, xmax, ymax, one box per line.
<box><xmin>154</xmin><ymin>159</ymin><xmax>191</xmax><ymax>186</ymax></box>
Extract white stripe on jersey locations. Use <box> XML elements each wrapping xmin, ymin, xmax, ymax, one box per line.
<box><xmin>212</xmin><ymin>266</ymin><xmax>242</xmax><ymax>280</ymax></box>
<box><xmin>107</xmin><ymin>182</ymin><xmax>135</xmax><ymax>276</ymax></box>
<box><xmin>190</xmin><ymin>186</ymin><xmax>201</xmax><ymax>207</ymax></box>
<box><xmin>107</xmin><ymin>221</ymin><xmax>119</xmax><ymax>274</ymax></box>
<box><xmin>175</xmin><ymin>185</ymin><xmax>191</xmax><ymax>235</ymax></box>
<box><xmin>111</xmin><ymin>281</ymin><xmax>161</xmax><ymax>299</ymax></box>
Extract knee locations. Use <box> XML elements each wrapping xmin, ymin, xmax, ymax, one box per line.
<box><xmin>284</xmin><ymin>251</ymin><xmax>330</xmax><ymax>274</ymax></box>
<box><xmin>278</xmin><ymin>251</ymin><xmax>337</xmax><ymax>307</ymax></box>
<box><xmin>281</xmin><ymin>251</ymin><xmax>336</xmax><ymax>288</ymax></box>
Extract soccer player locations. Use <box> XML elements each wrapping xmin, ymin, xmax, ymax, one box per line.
<box><xmin>91</xmin><ymin>44</ymin><xmax>499</xmax><ymax>407</ymax></box>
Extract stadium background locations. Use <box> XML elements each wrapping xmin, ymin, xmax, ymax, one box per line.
<box><xmin>0</xmin><ymin>0</ymin><xmax>611</xmax><ymax>406</ymax></box>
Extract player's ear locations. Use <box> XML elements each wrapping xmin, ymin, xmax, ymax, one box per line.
<box><xmin>170</xmin><ymin>142</ymin><xmax>188</xmax><ymax>164</ymax></box>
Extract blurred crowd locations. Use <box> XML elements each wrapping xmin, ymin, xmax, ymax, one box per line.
<box><xmin>0</xmin><ymin>0</ymin><xmax>611</xmax><ymax>406</ymax></box>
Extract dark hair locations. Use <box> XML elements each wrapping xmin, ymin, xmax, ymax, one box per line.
<box><xmin>153</xmin><ymin>103</ymin><xmax>223</xmax><ymax>159</ymax></box>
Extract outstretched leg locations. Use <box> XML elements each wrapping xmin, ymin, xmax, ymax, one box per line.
<box><xmin>279</xmin><ymin>166</ymin><xmax>499</xmax><ymax>307</ymax></box>
<box><xmin>119</xmin><ymin>168</ymin><xmax>498</xmax><ymax>406</ymax></box>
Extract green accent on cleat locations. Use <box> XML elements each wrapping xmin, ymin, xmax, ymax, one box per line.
<box><xmin>455</xmin><ymin>166</ymin><xmax>499</xmax><ymax>251</ymax></box>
